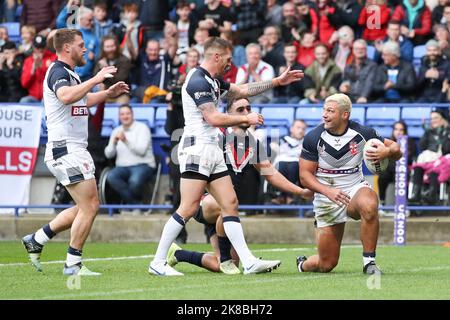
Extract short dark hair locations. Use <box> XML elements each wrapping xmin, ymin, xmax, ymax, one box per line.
<box><xmin>119</xmin><ymin>104</ymin><xmax>133</xmax><ymax>112</ymax></box>
<box><xmin>176</xmin><ymin>0</ymin><xmax>190</xmax><ymax>9</ymax></box>
<box><xmin>53</xmin><ymin>29</ymin><xmax>82</xmax><ymax>53</ymax></box>
<box><xmin>204</xmin><ymin>37</ymin><xmax>233</xmax><ymax>55</ymax></box>
<box><xmin>93</xmin><ymin>0</ymin><xmax>108</xmax><ymax>11</ymax></box>
<box><xmin>226</xmin><ymin>97</ymin><xmax>249</xmax><ymax>112</ymax></box>
<box><xmin>388</xmin><ymin>20</ymin><xmax>402</xmax><ymax>27</ymax></box>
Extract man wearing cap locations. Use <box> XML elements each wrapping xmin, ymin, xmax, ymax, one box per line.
<box><xmin>20</xmin><ymin>35</ymin><xmax>57</xmax><ymax>103</ymax></box>
<box><xmin>417</xmin><ymin>39</ymin><xmax>450</xmax><ymax>103</ymax></box>
<box><xmin>371</xmin><ymin>40</ymin><xmax>416</xmax><ymax>103</ymax></box>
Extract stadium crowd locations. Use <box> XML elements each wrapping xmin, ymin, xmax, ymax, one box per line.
<box><xmin>1</xmin><ymin>0</ymin><xmax>450</xmax><ymax>214</ymax></box>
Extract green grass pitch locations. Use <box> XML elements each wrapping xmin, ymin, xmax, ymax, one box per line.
<box><xmin>1</xmin><ymin>242</ymin><xmax>449</xmax><ymax>300</ymax></box>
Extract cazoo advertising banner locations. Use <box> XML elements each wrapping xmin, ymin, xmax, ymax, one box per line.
<box><xmin>0</xmin><ymin>105</ymin><xmax>42</xmax><ymax>212</ymax></box>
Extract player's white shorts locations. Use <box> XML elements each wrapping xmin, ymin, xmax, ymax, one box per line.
<box><xmin>313</xmin><ymin>180</ymin><xmax>372</xmax><ymax>228</ymax></box>
<box><xmin>178</xmin><ymin>138</ymin><xmax>228</xmax><ymax>179</ymax></box>
<box><xmin>46</xmin><ymin>149</ymin><xmax>95</xmax><ymax>186</ymax></box>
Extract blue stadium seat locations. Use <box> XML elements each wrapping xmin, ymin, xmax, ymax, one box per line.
<box><xmin>101</xmin><ymin>118</ymin><xmax>116</xmax><ymax>137</ymax></box>
<box><xmin>132</xmin><ymin>105</ymin><xmax>155</xmax><ymax>128</ymax></box>
<box><xmin>102</xmin><ymin>105</ymin><xmax>119</xmax><ymax>128</ymax></box>
<box><xmin>1</xmin><ymin>22</ymin><xmax>21</xmax><ymax>43</ymax></box>
<box><xmin>351</xmin><ymin>107</ymin><xmax>365</xmax><ymax>124</ymax></box>
<box><xmin>154</xmin><ymin>105</ymin><xmax>168</xmax><ymax>136</ymax></box>
<box><xmin>413</xmin><ymin>45</ymin><xmax>426</xmax><ymax>73</ymax></box>
<box><xmin>366</xmin><ymin>106</ymin><xmax>400</xmax><ymax>138</ymax></box>
<box><xmin>401</xmin><ymin>106</ymin><xmax>431</xmax><ymax>138</ymax></box>
<box><xmin>296</xmin><ymin>106</ymin><xmax>322</xmax><ymax>127</ymax></box>
<box><xmin>260</xmin><ymin>105</ymin><xmax>295</xmax><ymax>125</ymax></box>
<box><xmin>366</xmin><ymin>45</ymin><xmax>376</xmax><ymax>60</ymax></box>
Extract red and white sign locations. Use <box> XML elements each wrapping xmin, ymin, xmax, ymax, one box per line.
<box><xmin>0</xmin><ymin>105</ymin><xmax>42</xmax><ymax>212</ymax></box>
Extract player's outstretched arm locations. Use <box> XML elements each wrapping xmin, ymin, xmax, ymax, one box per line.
<box><xmin>256</xmin><ymin>160</ymin><xmax>313</xmax><ymax>200</ymax></box>
<box><xmin>228</xmin><ymin>66</ymin><xmax>304</xmax><ymax>100</ymax></box>
<box><xmin>300</xmin><ymin>158</ymin><xmax>350</xmax><ymax>206</ymax></box>
<box><xmin>86</xmin><ymin>81</ymin><xmax>130</xmax><ymax>107</ymax></box>
<box><xmin>199</xmin><ymin>102</ymin><xmax>264</xmax><ymax>127</ymax></box>
<box><xmin>56</xmin><ymin>66</ymin><xmax>118</xmax><ymax>105</ymax></box>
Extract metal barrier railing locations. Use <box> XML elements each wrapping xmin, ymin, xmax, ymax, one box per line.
<box><xmin>1</xmin><ymin>204</ymin><xmax>448</xmax><ymax>218</ymax></box>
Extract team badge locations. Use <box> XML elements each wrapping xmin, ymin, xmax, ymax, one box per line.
<box><xmin>349</xmin><ymin>141</ymin><xmax>358</xmax><ymax>155</ymax></box>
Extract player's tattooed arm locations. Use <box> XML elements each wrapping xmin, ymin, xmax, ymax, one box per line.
<box><xmin>228</xmin><ymin>66</ymin><xmax>304</xmax><ymax>99</ymax></box>
<box><xmin>198</xmin><ymin>102</ymin><xmax>262</xmax><ymax>127</ymax></box>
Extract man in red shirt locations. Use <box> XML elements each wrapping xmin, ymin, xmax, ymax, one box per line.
<box><xmin>20</xmin><ymin>35</ymin><xmax>56</xmax><ymax>103</ymax></box>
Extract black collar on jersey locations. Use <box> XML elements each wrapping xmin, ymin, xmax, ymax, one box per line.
<box><xmin>325</xmin><ymin>120</ymin><xmax>354</xmax><ymax>137</ymax></box>
<box><xmin>54</xmin><ymin>59</ymin><xmax>74</xmax><ymax>71</ymax></box>
<box><xmin>197</xmin><ymin>66</ymin><xmax>213</xmax><ymax>79</ymax></box>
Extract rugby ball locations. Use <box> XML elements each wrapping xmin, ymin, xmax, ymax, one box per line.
<box><xmin>363</xmin><ymin>138</ymin><xmax>389</xmax><ymax>175</ymax></box>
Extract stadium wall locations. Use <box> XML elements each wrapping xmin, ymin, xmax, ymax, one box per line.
<box><xmin>0</xmin><ymin>215</ymin><xmax>449</xmax><ymax>244</ymax></box>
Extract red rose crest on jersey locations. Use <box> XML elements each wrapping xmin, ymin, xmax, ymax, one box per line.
<box><xmin>71</xmin><ymin>106</ymin><xmax>89</xmax><ymax>116</ymax></box>
<box><xmin>349</xmin><ymin>141</ymin><xmax>358</xmax><ymax>155</ymax></box>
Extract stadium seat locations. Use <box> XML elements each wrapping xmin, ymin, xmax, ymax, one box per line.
<box><xmin>261</xmin><ymin>105</ymin><xmax>295</xmax><ymax>125</ymax></box>
<box><xmin>296</xmin><ymin>106</ymin><xmax>322</xmax><ymax>128</ymax></box>
<box><xmin>366</xmin><ymin>106</ymin><xmax>400</xmax><ymax>138</ymax></box>
<box><xmin>132</xmin><ymin>105</ymin><xmax>155</xmax><ymax>128</ymax></box>
<box><xmin>413</xmin><ymin>45</ymin><xmax>426</xmax><ymax>73</ymax></box>
<box><xmin>366</xmin><ymin>45</ymin><xmax>376</xmax><ymax>60</ymax></box>
<box><xmin>351</xmin><ymin>107</ymin><xmax>365</xmax><ymax>124</ymax></box>
<box><xmin>1</xmin><ymin>22</ymin><xmax>21</xmax><ymax>43</ymax></box>
<box><xmin>401</xmin><ymin>106</ymin><xmax>430</xmax><ymax>138</ymax></box>
<box><xmin>102</xmin><ymin>105</ymin><xmax>119</xmax><ymax>137</ymax></box>
<box><xmin>154</xmin><ymin>105</ymin><xmax>168</xmax><ymax>136</ymax></box>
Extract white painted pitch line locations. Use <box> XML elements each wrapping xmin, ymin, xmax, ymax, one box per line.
<box><xmin>0</xmin><ymin>247</ymin><xmax>315</xmax><ymax>267</ymax></box>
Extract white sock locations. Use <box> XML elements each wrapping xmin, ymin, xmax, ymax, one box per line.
<box><xmin>34</xmin><ymin>228</ymin><xmax>50</xmax><ymax>246</ymax></box>
<box><xmin>153</xmin><ymin>214</ymin><xmax>185</xmax><ymax>263</ymax></box>
<box><xmin>66</xmin><ymin>253</ymin><xmax>82</xmax><ymax>267</ymax></box>
<box><xmin>223</xmin><ymin>220</ymin><xmax>255</xmax><ymax>269</ymax></box>
<box><xmin>363</xmin><ymin>255</ymin><xmax>376</xmax><ymax>267</ymax></box>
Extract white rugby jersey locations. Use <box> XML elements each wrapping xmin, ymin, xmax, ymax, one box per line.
<box><xmin>43</xmin><ymin>60</ymin><xmax>88</xmax><ymax>161</ymax></box>
<box><xmin>181</xmin><ymin>66</ymin><xmax>230</xmax><ymax>144</ymax></box>
<box><xmin>301</xmin><ymin>121</ymin><xmax>384</xmax><ymax>189</ymax></box>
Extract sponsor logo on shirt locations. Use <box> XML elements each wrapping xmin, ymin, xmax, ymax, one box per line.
<box><xmin>71</xmin><ymin>106</ymin><xmax>89</xmax><ymax>116</ymax></box>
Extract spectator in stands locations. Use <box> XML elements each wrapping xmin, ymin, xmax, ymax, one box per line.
<box><xmin>331</xmin><ymin>25</ymin><xmax>355</xmax><ymax>72</ymax></box>
<box><xmin>20</xmin><ymin>35</ymin><xmax>56</xmax><ymax>103</ymax></box>
<box><xmin>197</xmin><ymin>0</ymin><xmax>233</xmax><ymax>37</ymax></box>
<box><xmin>178</xmin><ymin>47</ymin><xmax>200</xmax><ymax>79</ymax></box>
<box><xmin>374</xmin><ymin>20</ymin><xmax>414</xmax><ymax>63</ymax></box>
<box><xmin>334</xmin><ymin>0</ymin><xmax>363</xmax><ymax>32</ymax></box>
<box><xmin>310</xmin><ymin>0</ymin><xmax>341</xmax><ymax>46</ymax></box>
<box><xmin>410</xmin><ymin>109</ymin><xmax>450</xmax><ymax>203</ymax></box>
<box><xmin>371</xmin><ymin>41</ymin><xmax>416</xmax><ymax>102</ymax></box>
<box><xmin>220</xmin><ymin>30</ymin><xmax>246</xmax><ymax>67</ymax></box>
<box><xmin>378</xmin><ymin>121</ymin><xmax>417</xmax><ymax>207</ymax></box>
<box><xmin>266</xmin><ymin>0</ymin><xmax>283</xmax><ymax>26</ymax></box>
<box><xmin>93</xmin><ymin>0</ymin><xmax>114</xmax><ymax>41</ymax></box>
<box><xmin>192</xmin><ymin>27</ymin><xmax>209</xmax><ymax>62</ymax></box>
<box><xmin>94</xmin><ymin>35</ymin><xmax>132</xmax><ymax>104</ymax></box>
<box><xmin>339</xmin><ymin>39</ymin><xmax>377</xmax><ymax>103</ymax></box>
<box><xmin>302</xmin><ymin>43</ymin><xmax>342</xmax><ymax>103</ymax></box>
<box><xmin>133</xmin><ymin>39</ymin><xmax>172</xmax><ymax>103</ymax></box>
<box><xmin>0</xmin><ymin>41</ymin><xmax>26</xmax><ymax>102</ymax></box>
<box><xmin>417</xmin><ymin>39</ymin><xmax>450</xmax><ymax>102</ymax></box>
<box><xmin>19</xmin><ymin>25</ymin><xmax>36</xmax><ymax>57</ymax></box>
<box><xmin>273</xmin><ymin>42</ymin><xmax>306</xmax><ymax>103</ymax></box>
<box><xmin>442</xmin><ymin>5</ymin><xmax>450</xmax><ymax>32</ymax></box>
<box><xmin>391</xmin><ymin>0</ymin><xmax>432</xmax><ymax>45</ymax></box>
<box><xmin>172</xmin><ymin>0</ymin><xmax>199</xmax><ymax>63</ymax></box>
<box><xmin>272</xmin><ymin>120</ymin><xmax>307</xmax><ymax>205</ymax></box>
<box><xmin>260</xmin><ymin>26</ymin><xmax>285</xmax><ymax>72</ymax></box>
<box><xmin>232</xmin><ymin>0</ymin><xmax>267</xmax><ymax>44</ymax></box>
<box><xmin>280</xmin><ymin>1</ymin><xmax>307</xmax><ymax>44</ymax></box>
<box><xmin>236</xmin><ymin>43</ymin><xmax>275</xmax><ymax>103</ymax></box>
<box><xmin>1</xmin><ymin>0</ymin><xmax>16</xmax><ymax>22</ymax></box>
<box><xmin>434</xmin><ymin>23</ymin><xmax>450</xmax><ymax>59</ymax></box>
<box><xmin>113</xmin><ymin>2</ymin><xmax>142</xmax><ymax>62</ymax></box>
<box><xmin>138</xmin><ymin>0</ymin><xmax>169</xmax><ymax>42</ymax></box>
<box><xmin>75</xmin><ymin>7</ymin><xmax>100</xmax><ymax>82</ymax></box>
<box><xmin>56</xmin><ymin>0</ymin><xmax>81</xmax><ymax>29</ymax></box>
<box><xmin>432</xmin><ymin>0</ymin><xmax>449</xmax><ymax>25</ymax></box>
<box><xmin>21</xmin><ymin>0</ymin><xmax>62</xmax><ymax>36</ymax></box>
<box><xmin>0</xmin><ymin>25</ymin><xmax>8</xmax><ymax>47</ymax></box>
<box><xmin>358</xmin><ymin>0</ymin><xmax>391</xmax><ymax>42</ymax></box>
<box><xmin>293</xmin><ymin>31</ymin><xmax>317</xmax><ymax>68</ymax></box>
<box><xmin>104</xmin><ymin>104</ymin><xmax>156</xmax><ymax>211</ymax></box>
